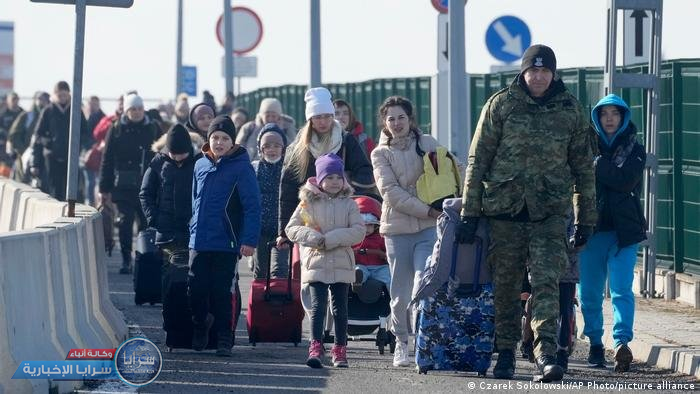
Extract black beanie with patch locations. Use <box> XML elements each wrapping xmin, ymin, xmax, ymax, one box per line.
<box><xmin>207</xmin><ymin>115</ymin><xmax>237</xmax><ymax>141</ymax></box>
<box><xmin>166</xmin><ymin>123</ymin><xmax>192</xmax><ymax>154</ymax></box>
<box><xmin>520</xmin><ymin>44</ymin><xmax>557</xmax><ymax>74</ymax></box>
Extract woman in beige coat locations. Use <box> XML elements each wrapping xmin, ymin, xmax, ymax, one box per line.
<box><xmin>286</xmin><ymin>153</ymin><xmax>365</xmax><ymax>369</ymax></box>
<box><xmin>370</xmin><ymin>96</ymin><xmax>442</xmax><ymax>367</ymax></box>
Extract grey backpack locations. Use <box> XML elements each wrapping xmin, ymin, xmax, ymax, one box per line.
<box><xmin>413</xmin><ymin>198</ymin><xmax>491</xmax><ymax>301</ymax></box>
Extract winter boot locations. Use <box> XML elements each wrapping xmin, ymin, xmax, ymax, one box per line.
<box><xmin>492</xmin><ymin>348</ymin><xmax>515</xmax><ymax>379</ymax></box>
<box><xmin>216</xmin><ymin>329</ymin><xmax>233</xmax><ymax>357</ymax></box>
<box><xmin>535</xmin><ymin>354</ymin><xmax>564</xmax><ymax>382</ymax></box>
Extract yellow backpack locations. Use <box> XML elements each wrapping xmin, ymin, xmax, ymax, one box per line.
<box><xmin>416</xmin><ymin>145</ymin><xmax>462</xmax><ymax>210</ymax></box>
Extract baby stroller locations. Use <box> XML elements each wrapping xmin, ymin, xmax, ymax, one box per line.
<box><xmin>346</xmin><ymin>278</ymin><xmax>395</xmax><ymax>355</ymax></box>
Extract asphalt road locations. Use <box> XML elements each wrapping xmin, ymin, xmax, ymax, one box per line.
<box><xmin>80</xmin><ymin>253</ymin><xmax>698</xmax><ymax>393</ymax></box>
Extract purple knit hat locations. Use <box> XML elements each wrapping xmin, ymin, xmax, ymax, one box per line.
<box><xmin>315</xmin><ymin>153</ymin><xmax>345</xmax><ymax>183</ymax></box>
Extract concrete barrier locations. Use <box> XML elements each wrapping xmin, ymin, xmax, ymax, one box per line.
<box><xmin>0</xmin><ymin>178</ymin><xmax>128</xmax><ymax>393</ymax></box>
<box><xmin>0</xmin><ymin>229</ymin><xmax>78</xmax><ymax>394</ymax></box>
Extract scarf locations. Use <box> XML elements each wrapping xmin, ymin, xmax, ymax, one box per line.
<box><xmin>611</xmin><ymin>134</ymin><xmax>637</xmax><ymax>168</ymax></box>
<box><xmin>308</xmin><ymin>122</ymin><xmax>343</xmax><ymax>159</ymax></box>
<box><xmin>389</xmin><ymin>131</ymin><xmax>416</xmax><ymax>151</ymax></box>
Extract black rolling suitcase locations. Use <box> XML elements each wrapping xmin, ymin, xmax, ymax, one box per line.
<box><xmin>162</xmin><ymin>263</ymin><xmax>242</xmax><ymax>351</ymax></box>
<box><xmin>133</xmin><ymin>229</ymin><xmax>163</xmax><ymax>305</ymax></box>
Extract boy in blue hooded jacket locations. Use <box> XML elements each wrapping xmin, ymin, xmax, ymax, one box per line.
<box><xmin>189</xmin><ymin>115</ymin><xmax>261</xmax><ymax>357</ymax></box>
<box><xmin>578</xmin><ymin>94</ymin><xmax>646</xmax><ymax>372</ymax></box>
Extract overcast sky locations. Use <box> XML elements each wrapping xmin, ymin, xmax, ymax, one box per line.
<box><xmin>1</xmin><ymin>0</ymin><xmax>698</xmax><ymax>110</ymax></box>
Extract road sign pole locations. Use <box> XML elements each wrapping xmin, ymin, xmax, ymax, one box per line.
<box><xmin>176</xmin><ymin>0</ymin><xmax>183</xmax><ymax>98</ymax></box>
<box><xmin>66</xmin><ymin>0</ymin><xmax>86</xmax><ymax>216</ymax></box>
<box><xmin>310</xmin><ymin>0</ymin><xmax>321</xmax><ymax>88</ymax></box>
<box><xmin>223</xmin><ymin>0</ymin><xmax>234</xmax><ymax>96</ymax></box>
<box><xmin>448</xmin><ymin>0</ymin><xmax>468</xmax><ymax>160</ymax></box>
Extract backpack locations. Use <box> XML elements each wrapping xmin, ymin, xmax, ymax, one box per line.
<box><xmin>415</xmin><ymin>145</ymin><xmax>462</xmax><ymax>211</ymax></box>
<box><xmin>413</xmin><ymin>198</ymin><xmax>490</xmax><ymax>302</ymax></box>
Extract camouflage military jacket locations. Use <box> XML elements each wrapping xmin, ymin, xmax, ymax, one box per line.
<box><xmin>461</xmin><ymin>77</ymin><xmax>597</xmax><ymax>225</ymax></box>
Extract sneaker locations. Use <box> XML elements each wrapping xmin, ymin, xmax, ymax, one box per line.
<box><xmin>331</xmin><ymin>345</ymin><xmax>348</xmax><ymax>368</ymax></box>
<box><xmin>587</xmin><ymin>344</ymin><xmax>606</xmax><ymax>368</ymax></box>
<box><xmin>614</xmin><ymin>344</ymin><xmax>633</xmax><ymax>372</ymax></box>
<box><xmin>306</xmin><ymin>340</ymin><xmax>324</xmax><ymax>368</ymax></box>
<box><xmin>535</xmin><ymin>354</ymin><xmax>564</xmax><ymax>382</ymax></box>
<box><xmin>392</xmin><ymin>341</ymin><xmax>410</xmax><ymax>367</ymax></box>
<box><xmin>556</xmin><ymin>349</ymin><xmax>569</xmax><ymax>373</ymax></box>
<box><xmin>191</xmin><ymin>313</ymin><xmax>214</xmax><ymax>351</ymax></box>
<box><xmin>493</xmin><ymin>349</ymin><xmax>515</xmax><ymax>379</ymax></box>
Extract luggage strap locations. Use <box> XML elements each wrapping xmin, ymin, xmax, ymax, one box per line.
<box><xmin>265</xmin><ymin>240</ymin><xmax>295</xmax><ymax>302</ymax></box>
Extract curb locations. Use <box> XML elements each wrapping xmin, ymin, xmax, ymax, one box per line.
<box><xmin>575</xmin><ymin>305</ymin><xmax>700</xmax><ymax>379</ymax></box>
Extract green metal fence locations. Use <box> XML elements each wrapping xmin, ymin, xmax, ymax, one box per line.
<box><xmin>236</xmin><ymin>59</ymin><xmax>700</xmax><ymax>274</ymax></box>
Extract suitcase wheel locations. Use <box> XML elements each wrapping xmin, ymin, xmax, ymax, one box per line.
<box><xmin>417</xmin><ymin>365</ymin><xmax>430</xmax><ymax>374</ymax></box>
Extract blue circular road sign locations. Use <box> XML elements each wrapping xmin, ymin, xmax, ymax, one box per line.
<box><xmin>485</xmin><ymin>15</ymin><xmax>531</xmax><ymax>63</ymax></box>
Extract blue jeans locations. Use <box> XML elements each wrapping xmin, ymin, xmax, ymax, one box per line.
<box><xmin>356</xmin><ymin>264</ymin><xmax>391</xmax><ymax>288</ymax></box>
<box><xmin>578</xmin><ymin>231</ymin><xmax>638</xmax><ymax>348</ymax></box>
<box><xmin>83</xmin><ymin>168</ymin><xmax>97</xmax><ymax>206</ymax></box>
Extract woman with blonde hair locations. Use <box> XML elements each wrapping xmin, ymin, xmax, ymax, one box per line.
<box><xmin>276</xmin><ymin>87</ymin><xmax>374</xmax><ymax>247</ymax></box>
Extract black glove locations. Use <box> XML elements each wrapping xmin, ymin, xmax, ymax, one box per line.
<box><xmin>572</xmin><ymin>225</ymin><xmax>593</xmax><ymax>248</ymax></box>
<box><xmin>456</xmin><ymin>216</ymin><xmax>479</xmax><ymax>244</ymax></box>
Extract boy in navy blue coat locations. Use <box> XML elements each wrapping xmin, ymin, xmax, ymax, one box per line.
<box><xmin>189</xmin><ymin>115</ymin><xmax>261</xmax><ymax>356</ymax></box>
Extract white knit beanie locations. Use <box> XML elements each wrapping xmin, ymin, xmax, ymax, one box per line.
<box><xmin>258</xmin><ymin>98</ymin><xmax>283</xmax><ymax>116</ymax></box>
<box><xmin>304</xmin><ymin>87</ymin><xmax>334</xmax><ymax>120</ymax></box>
<box><xmin>124</xmin><ymin>93</ymin><xmax>144</xmax><ymax>112</ymax></box>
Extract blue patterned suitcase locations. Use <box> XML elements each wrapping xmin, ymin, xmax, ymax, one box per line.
<box><xmin>414</xmin><ymin>239</ymin><xmax>495</xmax><ymax>375</ymax></box>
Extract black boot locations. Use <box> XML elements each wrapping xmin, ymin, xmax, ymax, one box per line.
<box><xmin>587</xmin><ymin>344</ymin><xmax>606</xmax><ymax>368</ymax></box>
<box><xmin>191</xmin><ymin>313</ymin><xmax>214</xmax><ymax>351</ymax></box>
<box><xmin>119</xmin><ymin>252</ymin><xmax>132</xmax><ymax>274</ymax></box>
<box><xmin>216</xmin><ymin>329</ymin><xmax>233</xmax><ymax>357</ymax></box>
<box><xmin>556</xmin><ymin>349</ymin><xmax>569</xmax><ymax>373</ymax></box>
<box><xmin>492</xmin><ymin>348</ymin><xmax>515</xmax><ymax>379</ymax></box>
<box><xmin>535</xmin><ymin>354</ymin><xmax>564</xmax><ymax>382</ymax></box>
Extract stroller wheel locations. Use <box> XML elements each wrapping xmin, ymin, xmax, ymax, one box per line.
<box><xmin>377</xmin><ymin>328</ymin><xmax>387</xmax><ymax>355</ymax></box>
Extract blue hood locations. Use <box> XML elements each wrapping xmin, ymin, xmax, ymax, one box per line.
<box><xmin>591</xmin><ymin>94</ymin><xmax>631</xmax><ymax>146</ymax></box>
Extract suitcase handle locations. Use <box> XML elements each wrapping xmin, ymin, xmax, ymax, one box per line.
<box><xmin>450</xmin><ymin>236</ymin><xmax>483</xmax><ymax>295</ymax></box>
<box><xmin>265</xmin><ymin>240</ymin><xmax>295</xmax><ymax>302</ymax></box>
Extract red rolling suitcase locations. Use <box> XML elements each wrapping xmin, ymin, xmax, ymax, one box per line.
<box><xmin>247</xmin><ymin>241</ymin><xmax>304</xmax><ymax>346</ymax></box>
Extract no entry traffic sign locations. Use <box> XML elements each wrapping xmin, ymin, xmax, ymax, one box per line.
<box><xmin>216</xmin><ymin>6</ymin><xmax>263</xmax><ymax>56</ymax></box>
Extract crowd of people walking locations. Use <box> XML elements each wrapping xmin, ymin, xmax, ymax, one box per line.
<box><xmin>0</xmin><ymin>44</ymin><xmax>646</xmax><ymax>381</ymax></box>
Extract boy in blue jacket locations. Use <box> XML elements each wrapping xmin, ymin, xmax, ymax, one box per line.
<box><xmin>189</xmin><ymin>115</ymin><xmax>261</xmax><ymax>357</ymax></box>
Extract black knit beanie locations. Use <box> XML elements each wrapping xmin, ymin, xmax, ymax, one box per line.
<box><xmin>520</xmin><ymin>44</ymin><xmax>557</xmax><ymax>74</ymax></box>
<box><xmin>207</xmin><ymin>115</ymin><xmax>237</xmax><ymax>141</ymax></box>
<box><xmin>166</xmin><ymin>123</ymin><xmax>192</xmax><ymax>154</ymax></box>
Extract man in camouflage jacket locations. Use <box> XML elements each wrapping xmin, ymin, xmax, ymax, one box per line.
<box><xmin>457</xmin><ymin>45</ymin><xmax>597</xmax><ymax>382</ymax></box>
